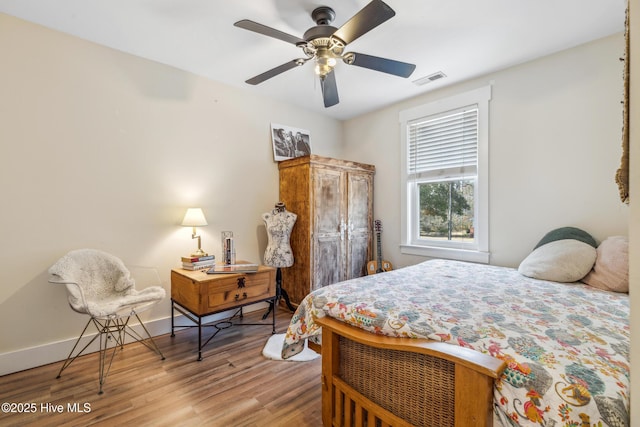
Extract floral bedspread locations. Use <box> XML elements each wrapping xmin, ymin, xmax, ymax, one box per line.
<box><xmin>282</xmin><ymin>259</ymin><xmax>630</xmax><ymax>426</ymax></box>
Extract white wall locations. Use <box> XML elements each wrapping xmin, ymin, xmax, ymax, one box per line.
<box><xmin>343</xmin><ymin>33</ymin><xmax>628</xmax><ymax>268</ymax></box>
<box><xmin>0</xmin><ymin>14</ymin><xmax>343</xmax><ymax>371</ymax></box>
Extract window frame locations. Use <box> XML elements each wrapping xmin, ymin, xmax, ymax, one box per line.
<box><xmin>399</xmin><ymin>86</ymin><xmax>491</xmax><ymax>263</ymax></box>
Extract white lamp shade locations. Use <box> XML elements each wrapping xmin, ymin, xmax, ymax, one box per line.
<box><xmin>181</xmin><ymin>208</ymin><xmax>208</xmax><ymax>227</ymax></box>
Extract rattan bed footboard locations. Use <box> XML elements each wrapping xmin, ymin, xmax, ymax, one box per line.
<box><xmin>316</xmin><ymin>316</ymin><xmax>506</xmax><ymax>427</ymax></box>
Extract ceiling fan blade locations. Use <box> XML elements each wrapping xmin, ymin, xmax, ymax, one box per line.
<box><xmin>234</xmin><ymin>20</ymin><xmax>306</xmax><ymax>45</ymax></box>
<box><xmin>246</xmin><ymin>60</ymin><xmax>303</xmax><ymax>85</ymax></box>
<box><xmin>320</xmin><ymin>71</ymin><xmax>339</xmax><ymax>108</ymax></box>
<box><xmin>332</xmin><ymin>0</ymin><xmax>395</xmax><ymax>45</ymax></box>
<box><xmin>345</xmin><ymin>52</ymin><xmax>416</xmax><ymax>78</ymax></box>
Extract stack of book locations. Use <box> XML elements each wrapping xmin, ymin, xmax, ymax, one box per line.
<box><xmin>181</xmin><ymin>255</ymin><xmax>215</xmax><ymax>270</ymax></box>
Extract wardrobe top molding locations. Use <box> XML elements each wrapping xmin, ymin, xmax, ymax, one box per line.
<box><xmin>278</xmin><ymin>155</ymin><xmax>376</xmax><ymax>174</ymax></box>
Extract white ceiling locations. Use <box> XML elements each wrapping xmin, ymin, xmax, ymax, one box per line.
<box><xmin>0</xmin><ymin>0</ymin><xmax>626</xmax><ymax>120</ymax></box>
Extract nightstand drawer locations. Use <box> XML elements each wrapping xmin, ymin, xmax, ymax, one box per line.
<box><xmin>171</xmin><ymin>265</ymin><xmax>276</xmax><ymax>316</ymax></box>
<box><xmin>206</xmin><ymin>273</ymin><xmax>274</xmax><ymax>311</ymax></box>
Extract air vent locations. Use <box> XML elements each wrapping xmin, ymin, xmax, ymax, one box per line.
<box><xmin>412</xmin><ymin>71</ymin><xmax>447</xmax><ymax>86</ymax></box>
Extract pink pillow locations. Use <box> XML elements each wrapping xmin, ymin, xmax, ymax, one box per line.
<box><xmin>581</xmin><ymin>236</ymin><xmax>629</xmax><ymax>293</ymax></box>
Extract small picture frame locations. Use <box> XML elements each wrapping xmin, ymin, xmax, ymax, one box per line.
<box><xmin>271</xmin><ymin>123</ymin><xmax>311</xmax><ymax>161</ymax></box>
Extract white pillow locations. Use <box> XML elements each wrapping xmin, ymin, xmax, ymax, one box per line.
<box><xmin>518</xmin><ymin>239</ymin><xmax>596</xmax><ymax>282</ymax></box>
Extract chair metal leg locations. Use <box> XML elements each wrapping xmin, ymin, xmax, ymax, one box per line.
<box><xmin>57</xmin><ymin>313</ymin><xmax>164</xmax><ymax>394</ymax></box>
<box><xmin>124</xmin><ymin>313</ymin><xmax>165</xmax><ymax>360</ymax></box>
<box><xmin>56</xmin><ymin>318</ymin><xmax>100</xmax><ymax>379</ymax></box>
<box><xmin>97</xmin><ymin>318</ymin><xmax>121</xmax><ymax>395</ymax></box>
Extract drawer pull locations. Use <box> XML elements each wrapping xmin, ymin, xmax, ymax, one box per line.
<box><xmin>234</xmin><ymin>292</ymin><xmax>248</xmax><ymax>301</ymax></box>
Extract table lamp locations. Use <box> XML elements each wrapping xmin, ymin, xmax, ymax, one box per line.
<box><xmin>181</xmin><ymin>208</ymin><xmax>208</xmax><ymax>257</ymax></box>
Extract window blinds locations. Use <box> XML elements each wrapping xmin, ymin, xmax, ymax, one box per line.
<box><xmin>407</xmin><ymin>105</ymin><xmax>478</xmax><ymax>180</ymax></box>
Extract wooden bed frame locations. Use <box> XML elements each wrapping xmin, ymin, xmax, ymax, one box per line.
<box><xmin>316</xmin><ymin>316</ymin><xmax>507</xmax><ymax>427</ymax></box>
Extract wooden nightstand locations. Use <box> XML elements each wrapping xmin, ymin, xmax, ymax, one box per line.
<box><xmin>170</xmin><ymin>264</ymin><xmax>276</xmax><ymax>360</ymax></box>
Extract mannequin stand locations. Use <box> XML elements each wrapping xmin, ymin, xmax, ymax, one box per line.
<box><xmin>262</xmin><ymin>267</ymin><xmax>295</xmax><ymax>319</ymax></box>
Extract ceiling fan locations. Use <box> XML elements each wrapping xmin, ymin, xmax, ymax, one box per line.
<box><xmin>234</xmin><ymin>0</ymin><xmax>416</xmax><ymax>108</ymax></box>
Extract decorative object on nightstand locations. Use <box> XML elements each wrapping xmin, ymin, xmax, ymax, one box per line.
<box><xmin>181</xmin><ymin>208</ymin><xmax>208</xmax><ymax>257</ymax></box>
<box><xmin>221</xmin><ymin>231</ymin><xmax>235</xmax><ymax>265</ymax></box>
<box><xmin>181</xmin><ymin>254</ymin><xmax>215</xmax><ymax>270</ymax></box>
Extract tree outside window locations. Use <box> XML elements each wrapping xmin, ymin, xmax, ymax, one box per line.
<box><xmin>418</xmin><ymin>179</ymin><xmax>474</xmax><ymax>242</ymax></box>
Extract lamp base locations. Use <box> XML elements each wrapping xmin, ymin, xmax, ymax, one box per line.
<box><xmin>191</xmin><ymin>248</ymin><xmax>208</xmax><ymax>257</ymax></box>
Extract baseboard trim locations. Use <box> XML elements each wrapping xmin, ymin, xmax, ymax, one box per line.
<box><xmin>0</xmin><ymin>302</ymin><xmax>269</xmax><ymax>376</ymax></box>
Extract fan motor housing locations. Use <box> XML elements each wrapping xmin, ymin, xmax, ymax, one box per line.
<box><xmin>303</xmin><ymin>25</ymin><xmax>337</xmax><ymax>42</ymax></box>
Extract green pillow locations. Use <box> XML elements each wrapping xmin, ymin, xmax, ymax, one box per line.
<box><xmin>533</xmin><ymin>226</ymin><xmax>597</xmax><ymax>250</ymax></box>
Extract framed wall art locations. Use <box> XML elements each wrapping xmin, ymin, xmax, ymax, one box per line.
<box><xmin>270</xmin><ymin>123</ymin><xmax>311</xmax><ymax>161</ymax></box>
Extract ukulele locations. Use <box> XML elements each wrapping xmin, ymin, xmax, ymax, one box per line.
<box><xmin>367</xmin><ymin>220</ymin><xmax>393</xmax><ymax>275</ymax></box>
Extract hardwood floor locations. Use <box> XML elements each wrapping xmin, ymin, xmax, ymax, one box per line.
<box><xmin>0</xmin><ymin>308</ymin><xmax>323</xmax><ymax>427</ymax></box>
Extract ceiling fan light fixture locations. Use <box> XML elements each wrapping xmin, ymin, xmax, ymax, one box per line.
<box><xmin>318</xmin><ymin>56</ymin><xmax>337</xmax><ymax>67</ymax></box>
<box><xmin>314</xmin><ymin>62</ymin><xmax>335</xmax><ymax>77</ymax></box>
<box><xmin>314</xmin><ymin>49</ymin><xmax>337</xmax><ymax>76</ymax></box>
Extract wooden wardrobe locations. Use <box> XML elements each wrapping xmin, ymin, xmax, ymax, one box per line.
<box><xmin>278</xmin><ymin>155</ymin><xmax>375</xmax><ymax>305</ymax></box>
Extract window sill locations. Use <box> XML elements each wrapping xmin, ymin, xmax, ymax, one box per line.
<box><xmin>400</xmin><ymin>244</ymin><xmax>490</xmax><ymax>264</ymax></box>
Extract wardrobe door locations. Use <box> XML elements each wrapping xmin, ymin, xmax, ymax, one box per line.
<box><xmin>312</xmin><ymin>167</ymin><xmax>344</xmax><ymax>289</ymax></box>
<box><xmin>345</xmin><ymin>171</ymin><xmax>374</xmax><ymax>280</ymax></box>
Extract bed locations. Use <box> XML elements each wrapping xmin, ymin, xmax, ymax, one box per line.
<box><xmin>282</xmin><ymin>258</ymin><xmax>630</xmax><ymax>427</ymax></box>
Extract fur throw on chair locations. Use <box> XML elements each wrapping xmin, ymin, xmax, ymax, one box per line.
<box><xmin>49</xmin><ymin>249</ymin><xmax>166</xmax><ymax>318</ymax></box>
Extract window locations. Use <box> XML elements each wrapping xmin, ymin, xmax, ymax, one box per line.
<box><xmin>400</xmin><ymin>86</ymin><xmax>491</xmax><ymax>263</ymax></box>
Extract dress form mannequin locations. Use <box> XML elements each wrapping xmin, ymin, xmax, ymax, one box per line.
<box><xmin>262</xmin><ymin>202</ymin><xmax>296</xmax><ymax>316</ymax></box>
<box><xmin>262</xmin><ymin>202</ymin><xmax>297</xmax><ymax>267</ymax></box>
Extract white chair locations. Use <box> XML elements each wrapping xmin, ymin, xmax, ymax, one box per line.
<box><xmin>49</xmin><ymin>249</ymin><xmax>166</xmax><ymax>394</ymax></box>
